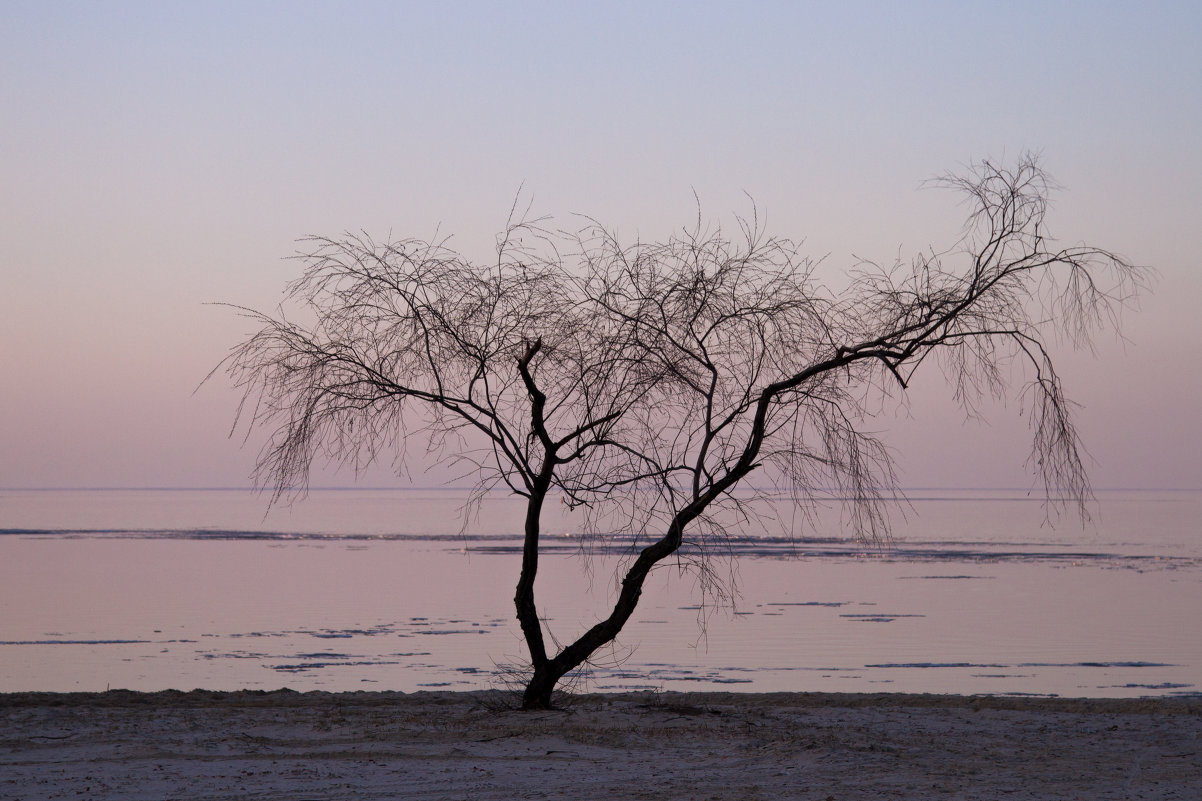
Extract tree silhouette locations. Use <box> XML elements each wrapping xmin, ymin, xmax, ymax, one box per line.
<box><xmin>219</xmin><ymin>157</ymin><xmax>1147</xmax><ymax>708</ymax></box>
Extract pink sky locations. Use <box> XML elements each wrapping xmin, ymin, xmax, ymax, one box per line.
<box><xmin>2</xmin><ymin>2</ymin><xmax>1199</xmax><ymax>490</ymax></box>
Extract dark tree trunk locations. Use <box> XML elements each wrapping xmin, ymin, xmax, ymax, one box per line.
<box><xmin>522</xmin><ymin>665</ymin><xmax>558</xmax><ymax>709</ymax></box>
<box><xmin>514</xmin><ymin>467</ymin><xmax>556</xmax><ymax>708</ymax></box>
<box><xmin>517</xmin><ymin>480</ymin><xmax>746</xmax><ymax>709</ymax></box>
<box><xmin>518</xmin><ymin>520</ymin><xmax>687</xmax><ymax>708</ymax></box>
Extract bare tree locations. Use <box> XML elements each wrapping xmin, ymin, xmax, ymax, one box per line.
<box><xmin>219</xmin><ymin>157</ymin><xmax>1147</xmax><ymax>708</ymax></box>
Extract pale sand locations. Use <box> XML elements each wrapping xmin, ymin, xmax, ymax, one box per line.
<box><xmin>2</xmin><ymin>690</ymin><xmax>1199</xmax><ymax>800</ymax></box>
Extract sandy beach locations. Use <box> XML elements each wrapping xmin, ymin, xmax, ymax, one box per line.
<box><xmin>2</xmin><ymin>690</ymin><xmax>1198</xmax><ymax>800</ymax></box>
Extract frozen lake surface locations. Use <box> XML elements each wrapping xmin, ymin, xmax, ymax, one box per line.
<box><xmin>1</xmin><ymin>488</ymin><xmax>1198</xmax><ymax>697</ymax></box>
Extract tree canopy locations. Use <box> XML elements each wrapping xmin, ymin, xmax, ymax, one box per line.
<box><xmin>220</xmin><ymin>157</ymin><xmax>1147</xmax><ymax>707</ymax></box>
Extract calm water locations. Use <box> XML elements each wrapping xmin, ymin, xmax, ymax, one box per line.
<box><xmin>1</xmin><ymin>488</ymin><xmax>1199</xmax><ymax>698</ymax></box>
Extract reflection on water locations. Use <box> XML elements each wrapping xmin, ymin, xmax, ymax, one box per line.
<box><xmin>0</xmin><ymin>488</ymin><xmax>1199</xmax><ymax>697</ymax></box>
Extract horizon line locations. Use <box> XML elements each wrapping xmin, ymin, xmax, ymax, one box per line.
<box><xmin>2</xmin><ymin>485</ymin><xmax>1198</xmax><ymax>493</ymax></box>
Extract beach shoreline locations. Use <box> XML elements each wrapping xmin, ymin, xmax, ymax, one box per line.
<box><xmin>4</xmin><ymin>689</ymin><xmax>1199</xmax><ymax>799</ymax></box>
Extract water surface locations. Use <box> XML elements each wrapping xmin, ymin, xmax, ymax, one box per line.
<box><xmin>1</xmin><ymin>488</ymin><xmax>1198</xmax><ymax>697</ymax></box>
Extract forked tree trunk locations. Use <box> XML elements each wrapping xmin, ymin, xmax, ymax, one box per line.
<box><xmin>518</xmin><ymin>519</ymin><xmax>689</xmax><ymax>708</ymax></box>
<box><xmin>516</xmin><ymin>460</ymin><xmax>754</xmax><ymax>708</ymax></box>
<box><xmin>517</xmin><ymin>485</ymin><xmax>740</xmax><ymax>709</ymax></box>
<box><xmin>522</xmin><ymin>665</ymin><xmax>559</xmax><ymax>709</ymax></box>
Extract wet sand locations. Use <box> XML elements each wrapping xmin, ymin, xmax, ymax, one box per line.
<box><xmin>3</xmin><ymin>689</ymin><xmax>1199</xmax><ymax>799</ymax></box>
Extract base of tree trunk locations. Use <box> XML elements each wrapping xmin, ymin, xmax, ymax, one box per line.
<box><xmin>522</xmin><ymin>676</ymin><xmax>558</xmax><ymax>710</ymax></box>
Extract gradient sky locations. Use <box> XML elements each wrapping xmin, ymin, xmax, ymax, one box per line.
<box><xmin>2</xmin><ymin>1</ymin><xmax>1199</xmax><ymax>490</ymax></box>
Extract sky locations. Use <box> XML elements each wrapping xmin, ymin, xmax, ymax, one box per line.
<box><xmin>2</xmin><ymin>0</ymin><xmax>1199</xmax><ymax>490</ymax></box>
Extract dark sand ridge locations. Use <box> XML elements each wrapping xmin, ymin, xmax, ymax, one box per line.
<box><xmin>3</xmin><ymin>690</ymin><xmax>1199</xmax><ymax>799</ymax></box>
